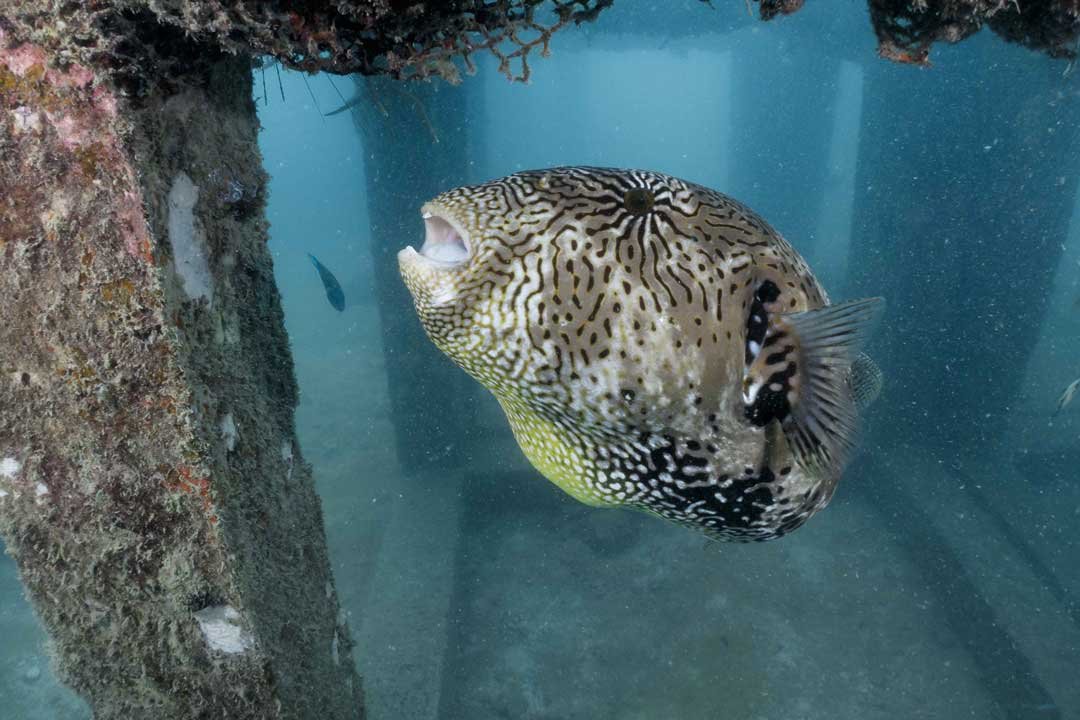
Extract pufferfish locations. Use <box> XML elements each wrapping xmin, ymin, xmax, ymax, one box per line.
<box><xmin>398</xmin><ymin>167</ymin><xmax>883</xmax><ymax>542</ymax></box>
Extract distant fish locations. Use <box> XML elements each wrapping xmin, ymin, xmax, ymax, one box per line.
<box><xmin>325</xmin><ymin>96</ymin><xmax>362</xmax><ymax>117</ymax></box>
<box><xmin>1054</xmin><ymin>378</ymin><xmax>1080</xmax><ymax>416</ymax></box>
<box><xmin>308</xmin><ymin>254</ymin><xmax>345</xmax><ymax>311</ymax></box>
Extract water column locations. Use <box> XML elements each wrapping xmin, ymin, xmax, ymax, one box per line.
<box><xmin>807</xmin><ymin>60</ymin><xmax>865</xmax><ymax>294</ymax></box>
<box><xmin>577</xmin><ymin>44</ymin><xmax>734</xmax><ymax>186</ymax></box>
<box><xmin>725</xmin><ymin>32</ymin><xmax>841</xmax><ymax>254</ymax></box>
<box><xmin>1007</xmin><ymin>177</ymin><xmax>1080</xmax><ymax>447</ymax></box>
<box><xmin>845</xmin><ymin>38</ymin><xmax>1080</xmax><ymax>451</ymax></box>
<box><xmin>474</xmin><ymin>38</ymin><xmax>733</xmax><ymax>184</ymax></box>
<box><xmin>841</xmin><ymin>44</ymin><xmax>1080</xmax><ymax>712</ymax></box>
<box><xmin>351</xmin><ymin>76</ymin><xmax>476</xmax><ymax>720</ymax></box>
<box><xmin>353</xmin><ymin>77</ymin><xmax>480</xmax><ymax>473</ymax></box>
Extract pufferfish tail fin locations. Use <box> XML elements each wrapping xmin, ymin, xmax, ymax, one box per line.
<box><xmin>743</xmin><ymin>297</ymin><xmax>884</xmax><ymax>476</ymax></box>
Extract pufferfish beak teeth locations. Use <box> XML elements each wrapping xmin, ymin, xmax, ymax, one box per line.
<box><xmin>411</xmin><ymin>207</ymin><xmax>471</xmax><ymax>267</ymax></box>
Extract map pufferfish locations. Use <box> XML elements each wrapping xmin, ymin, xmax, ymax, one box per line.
<box><xmin>398</xmin><ymin>167</ymin><xmax>883</xmax><ymax>542</ymax></box>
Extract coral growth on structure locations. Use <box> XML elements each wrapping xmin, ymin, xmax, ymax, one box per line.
<box><xmin>869</xmin><ymin>0</ymin><xmax>1080</xmax><ymax>65</ymax></box>
<box><xmin>755</xmin><ymin>0</ymin><xmax>1080</xmax><ymax>65</ymax></box>
<box><xmin>132</xmin><ymin>0</ymin><xmax>617</xmax><ymax>81</ymax></box>
<box><xmin>4</xmin><ymin>1</ymin><xmax>1077</xmax><ymax>98</ymax></box>
<box><xmin>0</xmin><ymin>14</ymin><xmax>362</xmax><ymax>717</ymax></box>
<box><xmin>3</xmin><ymin>1</ymin><xmax>618</xmax><ymax>93</ymax></box>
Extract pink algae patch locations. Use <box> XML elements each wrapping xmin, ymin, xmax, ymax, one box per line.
<box><xmin>46</xmin><ymin>63</ymin><xmax>94</xmax><ymax>89</ymax></box>
<box><xmin>1</xmin><ymin>39</ymin><xmax>150</xmax><ymax>264</ymax></box>
<box><xmin>92</xmin><ymin>85</ymin><xmax>118</xmax><ymax>119</ymax></box>
<box><xmin>117</xmin><ymin>191</ymin><xmax>154</xmax><ymax>263</ymax></box>
<box><xmin>2</xmin><ymin>42</ymin><xmax>93</xmax><ymax>88</ymax></box>
<box><xmin>47</xmin><ymin>112</ymin><xmax>94</xmax><ymax>150</ymax></box>
<box><xmin>1</xmin><ymin>43</ymin><xmax>47</xmax><ymax>76</ymax></box>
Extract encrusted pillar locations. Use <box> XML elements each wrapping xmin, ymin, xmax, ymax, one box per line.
<box><xmin>0</xmin><ymin>20</ymin><xmax>362</xmax><ymax>720</ymax></box>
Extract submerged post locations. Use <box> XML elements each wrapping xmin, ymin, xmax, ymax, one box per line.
<box><xmin>0</xmin><ymin>13</ymin><xmax>362</xmax><ymax>720</ymax></box>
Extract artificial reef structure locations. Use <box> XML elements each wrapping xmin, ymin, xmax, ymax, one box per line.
<box><xmin>1</xmin><ymin>1</ymin><xmax>1079</xmax><ymax>718</ymax></box>
<box><xmin>761</xmin><ymin>0</ymin><xmax>1080</xmax><ymax>64</ymax></box>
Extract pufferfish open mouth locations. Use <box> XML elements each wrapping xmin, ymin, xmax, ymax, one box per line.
<box><xmin>401</xmin><ymin>205</ymin><xmax>471</xmax><ymax>268</ymax></box>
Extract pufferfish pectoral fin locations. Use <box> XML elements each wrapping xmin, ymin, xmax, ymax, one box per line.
<box><xmin>743</xmin><ymin>297</ymin><xmax>884</xmax><ymax>475</ymax></box>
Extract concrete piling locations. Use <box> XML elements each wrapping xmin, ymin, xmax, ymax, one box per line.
<box><xmin>0</xmin><ymin>21</ymin><xmax>363</xmax><ymax>720</ymax></box>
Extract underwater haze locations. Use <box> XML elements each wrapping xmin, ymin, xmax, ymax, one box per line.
<box><xmin>4</xmin><ymin>0</ymin><xmax>1080</xmax><ymax>718</ymax></box>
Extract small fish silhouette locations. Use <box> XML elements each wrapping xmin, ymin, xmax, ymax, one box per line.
<box><xmin>1055</xmin><ymin>378</ymin><xmax>1080</xmax><ymax>416</ymax></box>
<box><xmin>308</xmin><ymin>253</ymin><xmax>345</xmax><ymax>312</ymax></box>
<box><xmin>325</xmin><ymin>96</ymin><xmax>362</xmax><ymax>117</ymax></box>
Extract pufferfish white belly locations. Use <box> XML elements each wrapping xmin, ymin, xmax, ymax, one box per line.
<box><xmin>398</xmin><ymin>166</ymin><xmax>883</xmax><ymax>542</ymax></box>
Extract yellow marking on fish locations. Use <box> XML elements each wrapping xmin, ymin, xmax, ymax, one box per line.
<box><xmin>498</xmin><ymin>397</ymin><xmax>614</xmax><ymax>508</ymax></box>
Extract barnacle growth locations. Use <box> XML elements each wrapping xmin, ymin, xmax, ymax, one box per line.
<box><xmin>4</xmin><ymin>1</ymin><xmax>620</xmax><ymax>95</ymax></box>
<box><xmin>753</xmin><ymin>0</ymin><xmax>1080</xmax><ymax>65</ymax></box>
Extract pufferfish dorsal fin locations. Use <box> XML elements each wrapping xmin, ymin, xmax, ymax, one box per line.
<box><xmin>743</xmin><ymin>297</ymin><xmax>884</xmax><ymax>475</ymax></box>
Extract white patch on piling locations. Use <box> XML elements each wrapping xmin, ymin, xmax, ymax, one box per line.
<box><xmin>34</xmin><ymin>482</ymin><xmax>48</xmax><ymax>497</ymax></box>
<box><xmin>281</xmin><ymin>440</ymin><xmax>294</xmax><ymax>482</ymax></box>
<box><xmin>193</xmin><ymin>605</ymin><xmax>253</xmax><ymax>655</ymax></box>
<box><xmin>1</xmin><ymin>457</ymin><xmax>20</xmax><ymax>478</ymax></box>
<box><xmin>332</xmin><ymin>630</ymin><xmax>340</xmax><ymax>666</ymax></box>
<box><xmin>220</xmin><ymin>413</ymin><xmax>237</xmax><ymax>452</ymax></box>
<box><xmin>0</xmin><ymin>490</ymin><xmax>9</xmax><ymax>499</ymax></box>
<box><xmin>10</xmin><ymin>106</ymin><xmax>40</xmax><ymax>134</ymax></box>
<box><xmin>168</xmin><ymin>172</ymin><xmax>212</xmax><ymax>304</ymax></box>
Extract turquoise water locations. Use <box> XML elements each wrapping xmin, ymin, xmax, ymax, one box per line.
<box><xmin>4</xmin><ymin>1</ymin><xmax>1080</xmax><ymax>717</ymax></box>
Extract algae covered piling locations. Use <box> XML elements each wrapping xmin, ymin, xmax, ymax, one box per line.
<box><xmin>0</xmin><ymin>13</ymin><xmax>361</xmax><ymax>720</ymax></box>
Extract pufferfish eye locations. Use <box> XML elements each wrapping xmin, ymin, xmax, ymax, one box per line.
<box><xmin>623</xmin><ymin>188</ymin><xmax>654</xmax><ymax>215</ymax></box>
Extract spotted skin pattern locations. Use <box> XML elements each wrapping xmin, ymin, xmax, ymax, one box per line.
<box><xmin>399</xmin><ymin>167</ymin><xmax>843</xmax><ymax>542</ymax></box>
